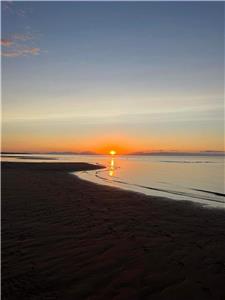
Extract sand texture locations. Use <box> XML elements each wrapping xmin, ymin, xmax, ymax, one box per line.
<box><xmin>2</xmin><ymin>162</ymin><xmax>225</xmax><ymax>300</ymax></box>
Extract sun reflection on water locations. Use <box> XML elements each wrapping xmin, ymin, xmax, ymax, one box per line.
<box><xmin>109</xmin><ymin>157</ymin><xmax>115</xmax><ymax>177</ymax></box>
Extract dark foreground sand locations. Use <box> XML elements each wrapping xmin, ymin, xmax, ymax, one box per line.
<box><xmin>2</xmin><ymin>162</ymin><xmax>225</xmax><ymax>300</ymax></box>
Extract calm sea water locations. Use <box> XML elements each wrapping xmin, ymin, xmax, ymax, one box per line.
<box><xmin>2</xmin><ymin>154</ymin><xmax>225</xmax><ymax>208</ymax></box>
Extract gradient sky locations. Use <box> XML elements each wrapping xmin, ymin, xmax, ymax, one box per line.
<box><xmin>2</xmin><ymin>1</ymin><xmax>224</xmax><ymax>154</ymax></box>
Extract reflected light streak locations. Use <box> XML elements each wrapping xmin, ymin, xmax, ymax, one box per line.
<box><xmin>109</xmin><ymin>157</ymin><xmax>115</xmax><ymax>177</ymax></box>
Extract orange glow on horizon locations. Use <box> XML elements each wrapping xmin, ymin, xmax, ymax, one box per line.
<box><xmin>2</xmin><ymin>132</ymin><xmax>225</xmax><ymax>154</ymax></box>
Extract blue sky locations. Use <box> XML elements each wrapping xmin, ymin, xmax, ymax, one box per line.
<box><xmin>2</xmin><ymin>1</ymin><xmax>224</xmax><ymax>153</ymax></box>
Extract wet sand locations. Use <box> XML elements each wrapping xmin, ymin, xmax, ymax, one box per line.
<box><xmin>2</xmin><ymin>162</ymin><xmax>225</xmax><ymax>300</ymax></box>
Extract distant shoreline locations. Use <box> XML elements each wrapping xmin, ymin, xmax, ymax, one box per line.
<box><xmin>1</xmin><ymin>152</ymin><xmax>225</xmax><ymax>156</ymax></box>
<box><xmin>1</xmin><ymin>155</ymin><xmax>58</xmax><ymax>160</ymax></box>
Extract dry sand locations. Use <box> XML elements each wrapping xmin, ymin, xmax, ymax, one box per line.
<box><xmin>2</xmin><ymin>162</ymin><xmax>225</xmax><ymax>300</ymax></box>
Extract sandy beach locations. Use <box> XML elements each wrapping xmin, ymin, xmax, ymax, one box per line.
<box><xmin>2</xmin><ymin>162</ymin><xmax>225</xmax><ymax>300</ymax></box>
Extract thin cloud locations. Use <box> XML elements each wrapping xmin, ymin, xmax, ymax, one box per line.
<box><xmin>2</xmin><ymin>2</ymin><xmax>42</xmax><ymax>58</ymax></box>
<box><xmin>2</xmin><ymin>1</ymin><xmax>14</xmax><ymax>13</ymax></box>
<box><xmin>1</xmin><ymin>32</ymin><xmax>42</xmax><ymax>58</ymax></box>
<box><xmin>2</xmin><ymin>47</ymin><xmax>40</xmax><ymax>57</ymax></box>
<box><xmin>12</xmin><ymin>33</ymin><xmax>33</xmax><ymax>41</ymax></box>
<box><xmin>2</xmin><ymin>1</ymin><xmax>29</xmax><ymax>17</ymax></box>
<box><xmin>1</xmin><ymin>39</ymin><xmax>13</xmax><ymax>47</ymax></box>
<box><xmin>1</xmin><ymin>51</ymin><xmax>22</xmax><ymax>58</ymax></box>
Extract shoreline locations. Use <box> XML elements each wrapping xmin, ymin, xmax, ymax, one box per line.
<box><xmin>76</xmin><ymin>168</ymin><xmax>225</xmax><ymax>209</ymax></box>
<box><xmin>2</xmin><ymin>162</ymin><xmax>225</xmax><ymax>299</ymax></box>
<box><xmin>75</xmin><ymin>171</ymin><xmax>208</xmax><ymax>210</ymax></box>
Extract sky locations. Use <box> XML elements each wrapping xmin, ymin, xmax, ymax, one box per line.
<box><xmin>1</xmin><ymin>1</ymin><xmax>224</xmax><ymax>154</ymax></box>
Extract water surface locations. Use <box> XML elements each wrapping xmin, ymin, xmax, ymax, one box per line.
<box><xmin>2</xmin><ymin>154</ymin><xmax>224</xmax><ymax>208</ymax></box>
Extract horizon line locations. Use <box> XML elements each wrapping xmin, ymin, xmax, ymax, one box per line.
<box><xmin>1</xmin><ymin>150</ymin><xmax>225</xmax><ymax>156</ymax></box>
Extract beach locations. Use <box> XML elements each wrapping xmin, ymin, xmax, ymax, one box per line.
<box><xmin>2</xmin><ymin>162</ymin><xmax>225</xmax><ymax>300</ymax></box>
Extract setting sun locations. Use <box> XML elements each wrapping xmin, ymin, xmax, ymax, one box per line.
<box><xmin>109</xmin><ymin>150</ymin><xmax>116</xmax><ymax>156</ymax></box>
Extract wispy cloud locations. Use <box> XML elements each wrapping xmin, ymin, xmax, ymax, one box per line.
<box><xmin>2</xmin><ymin>1</ymin><xmax>43</xmax><ymax>58</ymax></box>
<box><xmin>1</xmin><ymin>32</ymin><xmax>42</xmax><ymax>58</ymax></box>
<box><xmin>1</xmin><ymin>39</ymin><xmax>13</xmax><ymax>47</ymax></box>
<box><xmin>2</xmin><ymin>47</ymin><xmax>40</xmax><ymax>58</ymax></box>
<box><xmin>3</xmin><ymin>104</ymin><xmax>223</xmax><ymax>123</ymax></box>
<box><xmin>11</xmin><ymin>33</ymin><xmax>34</xmax><ymax>41</ymax></box>
<box><xmin>2</xmin><ymin>1</ymin><xmax>29</xmax><ymax>17</ymax></box>
<box><xmin>2</xmin><ymin>1</ymin><xmax>14</xmax><ymax>13</ymax></box>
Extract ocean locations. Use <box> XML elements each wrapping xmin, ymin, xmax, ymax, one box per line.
<box><xmin>2</xmin><ymin>154</ymin><xmax>225</xmax><ymax>208</ymax></box>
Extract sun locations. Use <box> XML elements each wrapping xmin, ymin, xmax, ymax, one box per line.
<box><xmin>109</xmin><ymin>150</ymin><xmax>116</xmax><ymax>156</ymax></box>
